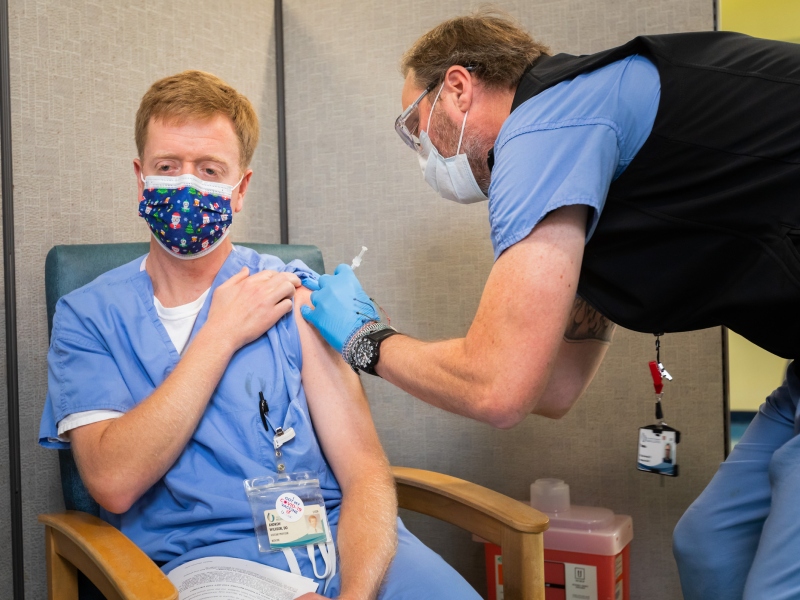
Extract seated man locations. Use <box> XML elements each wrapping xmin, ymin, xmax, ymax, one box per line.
<box><xmin>38</xmin><ymin>70</ymin><xmax>479</xmax><ymax>600</ymax></box>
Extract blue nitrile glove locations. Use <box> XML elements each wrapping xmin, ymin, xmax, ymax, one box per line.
<box><xmin>301</xmin><ymin>264</ymin><xmax>380</xmax><ymax>353</ymax></box>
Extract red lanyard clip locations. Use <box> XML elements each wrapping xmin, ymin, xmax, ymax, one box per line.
<box><xmin>648</xmin><ymin>360</ymin><xmax>664</xmax><ymax>395</ymax></box>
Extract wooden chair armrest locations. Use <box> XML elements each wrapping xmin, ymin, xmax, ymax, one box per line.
<box><xmin>39</xmin><ymin>511</ymin><xmax>177</xmax><ymax>600</ymax></box>
<box><xmin>392</xmin><ymin>466</ymin><xmax>549</xmax><ymax>600</ymax></box>
<box><xmin>392</xmin><ymin>466</ymin><xmax>548</xmax><ymax>543</ymax></box>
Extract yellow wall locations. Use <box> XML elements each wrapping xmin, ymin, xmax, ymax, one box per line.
<box><xmin>728</xmin><ymin>332</ymin><xmax>790</xmax><ymax>410</ymax></box>
<box><xmin>720</xmin><ymin>0</ymin><xmax>800</xmax><ymax>42</ymax></box>
<box><xmin>721</xmin><ymin>0</ymin><xmax>800</xmax><ymax>410</ymax></box>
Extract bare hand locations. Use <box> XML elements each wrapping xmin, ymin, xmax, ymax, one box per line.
<box><xmin>207</xmin><ymin>267</ymin><xmax>301</xmax><ymax>352</ymax></box>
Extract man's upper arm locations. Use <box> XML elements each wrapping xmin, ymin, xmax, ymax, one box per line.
<box><xmin>39</xmin><ymin>300</ymin><xmax>135</xmax><ymax>447</ymax></box>
<box><xmin>466</xmin><ymin>205</ymin><xmax>589</xmax><ymax>420</ymax></box>
<box><xmin>489</xmin><ymin>123</ymin><xmax>619</xmax><ymax>260</ymax></box>
<box><xmin>564</xmin><ymin>296</ymin><xmax>616</xmax><ymax>343</ymax></box>
<box><xmin>292</xmin><ymin>288</ymin><xmax>390</xmax><ymax>490</ymax></box>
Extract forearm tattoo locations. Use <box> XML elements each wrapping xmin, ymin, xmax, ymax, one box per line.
<box><xmin>563</xmin><ymin>297</ymin><xmax>616</xmax><ymax>343</ymax></box>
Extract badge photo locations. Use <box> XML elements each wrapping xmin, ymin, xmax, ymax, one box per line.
<box><xmin>637</xmin><ymin>426</ymin><xmax>680</xmax><ymax>477</ymax></box>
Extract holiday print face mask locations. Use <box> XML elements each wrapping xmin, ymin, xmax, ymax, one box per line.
<box><xmin>139</xmin><ymin>173</ymin><xmax>242</xmax><ymax>260</ymax></box>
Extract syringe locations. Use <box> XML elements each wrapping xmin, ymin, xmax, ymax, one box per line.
<box><xmin>351</xmin><ymin>246</ymin><xmax>367</xmax><ymax>269</ymax></box>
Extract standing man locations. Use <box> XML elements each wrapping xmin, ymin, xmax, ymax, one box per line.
<box><xmin>301</xmin><ymin>11</ymin><xmax>800</xmax><ymax>599</ymax></box>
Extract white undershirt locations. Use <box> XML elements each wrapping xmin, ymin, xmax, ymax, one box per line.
<box><xmin>55</xmin><ymin>256</ymin><xmax>209</xmax><ymax>439</ymax></box>
<box><xmin>153</xmin><ymin>288</ymin><xmax>209</xmax><ymax>356</ymax></box>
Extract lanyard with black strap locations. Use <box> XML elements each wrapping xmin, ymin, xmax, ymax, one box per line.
<box><xmin>637</xmin><ymin>335</ymin><xmax>681</xmax><ymax>477</ymax></box>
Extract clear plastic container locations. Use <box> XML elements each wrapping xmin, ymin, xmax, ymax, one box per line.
<box><xmin>530</xmin><ymin>478</ymin><xmax>632</xmax><ymax>556</ymax></box>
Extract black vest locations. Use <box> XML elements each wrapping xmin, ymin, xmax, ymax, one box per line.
<box><xmin>512</xmin><ymin>32</ymin><xmax>800</xmax><ymax>358</ymax></box>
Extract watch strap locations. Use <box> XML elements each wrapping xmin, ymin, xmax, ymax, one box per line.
<box><xmin>342</xmin><ymin>322</ymin><xmax>399</xmax><ymax>376</ymax></box>
<box><xmin>362</xmin><ymin>326</ymin><xmax>399</xmax><ymax>376</ymax></box>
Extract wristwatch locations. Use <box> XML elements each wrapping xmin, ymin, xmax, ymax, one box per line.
<box><xmin>347</xmin><ymin>325</ymin><xmax>399</xmax><ymax>376</ymax></box>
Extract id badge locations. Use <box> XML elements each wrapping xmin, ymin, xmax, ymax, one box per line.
<box><xmin>637</xmin><ymin>425</ymin><xmax>680</xmax><ymax>477</ymax></box>
<box><xmin>265</xmin><ymin>496</ymin><xmax>331</xmax><ymax>548</ymax></box>
<box><xmin>244</xmin><ymin>472</ymin><xmax>333</xmax><ymax>552</ymax></box>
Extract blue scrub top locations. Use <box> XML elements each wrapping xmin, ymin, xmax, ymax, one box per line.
<box><xmin>39</xmin><ymin>246</ymin><xmax>344</xmax><ymax>591</ymax></box>
<box><xmin>488</xmin><ymin>54</ymin><xmax>661</xmax><ymax>259</ymax></box>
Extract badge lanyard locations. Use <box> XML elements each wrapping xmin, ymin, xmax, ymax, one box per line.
<box><xmin>637</xmin><ymin>335</ymin><xmax>681</xmax><ymax>477</ymax></box>
<box><xmin>247</xmin><ymin>392</ymin><xmax>337</xmax><ymax>593</ymax></box>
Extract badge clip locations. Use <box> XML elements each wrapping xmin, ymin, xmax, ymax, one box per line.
<box><xmin>637</xmin><ymin>338</ymin><xmax>681</xmax><ymax>477</ymax></box>
<box><xmin>274</xmin><ymin>427</ymin><xmax>296</xmax><ymax>450</ymax></box>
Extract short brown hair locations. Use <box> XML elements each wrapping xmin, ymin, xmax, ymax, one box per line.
<box><xmin>401</xmin><ymin>9</ymin><xmax>549</xmax><ymax>91</ymax></box>
<box><xmin>135</xmin><ymin>70</ymin><xmax>259</xmax><ymax>170</ymax></box>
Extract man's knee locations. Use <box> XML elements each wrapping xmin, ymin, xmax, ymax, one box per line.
<box><xmin>674</xmin><ymin>495</ymin><xmax>764</xmax><ymax>600</ymax></box>
<box><xmin>673</xmin><ymin>506</ymin><xmax>731</xmax><ymax>600</ymax></box>
<box><xmin>379</xmin><ymin>520</ymin><xmax>481</xmax><ymax>600</ymax></box>
<box><xmin>673</xmin><ymin>505</ymin><xmax>706</xmax><ymax>567</ymax></box>
<box><xmin>673</xmin><ymin>500</ymin><xmax>731</xmax><ymax>573</ymax></box>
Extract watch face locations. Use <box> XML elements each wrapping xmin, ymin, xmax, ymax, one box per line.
<box><xmin>353</xmin><ymin>337</ymin><xmax>377</xmax><ymax>370</ymax></box>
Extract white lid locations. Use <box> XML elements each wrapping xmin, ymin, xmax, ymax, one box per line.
<box><xmin>544</xmin><ymin>504</ymin><xmax>615</xmax><ymax>530</ymax></box>
<box><xmin>543</xmin><ymin>513</ymin><xmax>633</xmax><ymax>556</ymax></box>
<box><xmin>530</xmin><ymin>478</ymin><xmax>571</xmax><ymax>514</ymax></box>
<box><xmin>529</xmin><ymin>478</ymin><xmax>634</xmax><ymax>555</ymax></box>
<box><xmin>473</xmin><ymin>512</ymin><xmax>634</xmax><ymax>556</ymax></box>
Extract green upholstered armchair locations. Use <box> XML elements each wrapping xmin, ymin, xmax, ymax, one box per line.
<box><xmin>38</xmin><ymin>243</ymin><xmax>549</xmax><ymax>600</ymax></box>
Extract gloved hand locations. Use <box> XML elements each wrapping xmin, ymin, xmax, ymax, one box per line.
<box><xmin>300</xmin><ymin>264</ymin><xmax>380</xmax><ymax>353</ymax></box>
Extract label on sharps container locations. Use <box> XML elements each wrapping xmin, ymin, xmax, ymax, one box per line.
<box><xmin>564</xmin><ymin>563</ymin><xmax>597</xmax><ymax>600</ymax></box>
<box><xmin>265</xmin><ymin>502</ymin><xmax>332</xmax><ymax>548</ymax></box>
<box><xmin>637</xmin><ymin>428</ymin><xmax>678</xmax><ymax>476</ymax></box>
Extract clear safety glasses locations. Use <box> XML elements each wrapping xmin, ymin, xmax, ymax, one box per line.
<box><xmin>394</xmin><ymin>82</ymin><xmax>437</xmax><ymax>150</ymax></box>
<box><xmin>395</xmin><ymin>67</ymin><xmax>476</xmax><ymax>150</ymax></box>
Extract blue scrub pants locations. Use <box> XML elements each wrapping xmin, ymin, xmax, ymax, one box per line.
<box><xmin>377</xmin><ymin>519</ymin><xmax>481</xmax><ymax>599</ymax></box>
<box><xmin>674</xmin><ymin>361</ymin><xmax>800</xmax><ymax>600</ymax></box>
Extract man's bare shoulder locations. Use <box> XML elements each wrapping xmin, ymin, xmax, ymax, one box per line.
<box><xmin>291</xmin><ymin>284</ymin><xmax>345</xmax><ymax>374</ymax></box>
<box><xmin>292</xmin><ymin>286</ymin><xmax>315</xmax><ymax>339</ymax></box>
<box><xmin>294</xmin><ymin>285</ymin><xmax>313</xmax><ymax>309</ymax></box>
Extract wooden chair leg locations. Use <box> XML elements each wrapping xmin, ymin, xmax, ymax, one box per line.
<box><xmin>45</xmin><ymin>526</ymin><xmax>79</xmax><ymax>600</ymax></box>
<box><xmin>501</xmin><ymin>528</ymin><xmax>546</xmax><ymax>600</ymax></box>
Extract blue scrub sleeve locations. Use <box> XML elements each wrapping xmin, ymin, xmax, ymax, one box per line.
<box><xmin>280</xmin><ymin>259</ymin><xmax>319</xmax><ymax>285</ymax></box>
<box><xmin>39</xmin><ymin>253</ymin><xmax>320</xmax><ymax>450</ymax></box>
<box><xmin>39</xmin><ymin>300</ymin><xmax>136</xmax><ymax>448</ymax></box>
<box><xmin>489</xmin><ymin>123</ymin><xmax>620</xmax><ymax>260</ymax></box>
<box><xmin>241</xmin><ymin>245</ymin><xmax>319</xmax><ymax>284</ymax></box>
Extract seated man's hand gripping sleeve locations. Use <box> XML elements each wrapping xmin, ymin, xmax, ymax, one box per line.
<box><xmin>300</xmin><ymin>264</ymin><xmax>380</xmax><ymax>353</ymax></box>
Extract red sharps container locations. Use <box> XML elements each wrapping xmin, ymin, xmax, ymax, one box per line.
<box><xmin>483</xmin><ymin>479</ymin><xmax>632</xmax><ymax>600</ymax></box>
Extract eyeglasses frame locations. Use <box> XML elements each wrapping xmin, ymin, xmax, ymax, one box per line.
<box><xmin>394</xmin><ymin>65</ymin><xmax>477</xmax><ymax>150</ymax></box>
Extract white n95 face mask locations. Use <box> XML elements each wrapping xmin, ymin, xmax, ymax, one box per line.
<box><xmin>417</xmin><ymin>86</ymin><xmax>488</xmax><ymax>204</ymax></box>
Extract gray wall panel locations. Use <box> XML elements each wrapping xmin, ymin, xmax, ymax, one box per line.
<box><xmin>285</xmin><ymin>2</ymin><xmax>717</xmax><ymax>598</ymax></box>
<box><xmin>0</xmin><ymin>156</ymin><xmax>11</xmax><ymax>599</ymax></box>
<box><xmin>8</xmin><ymin>0</ymin><xmax>279</xmax><ymax>596</ymax></box>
